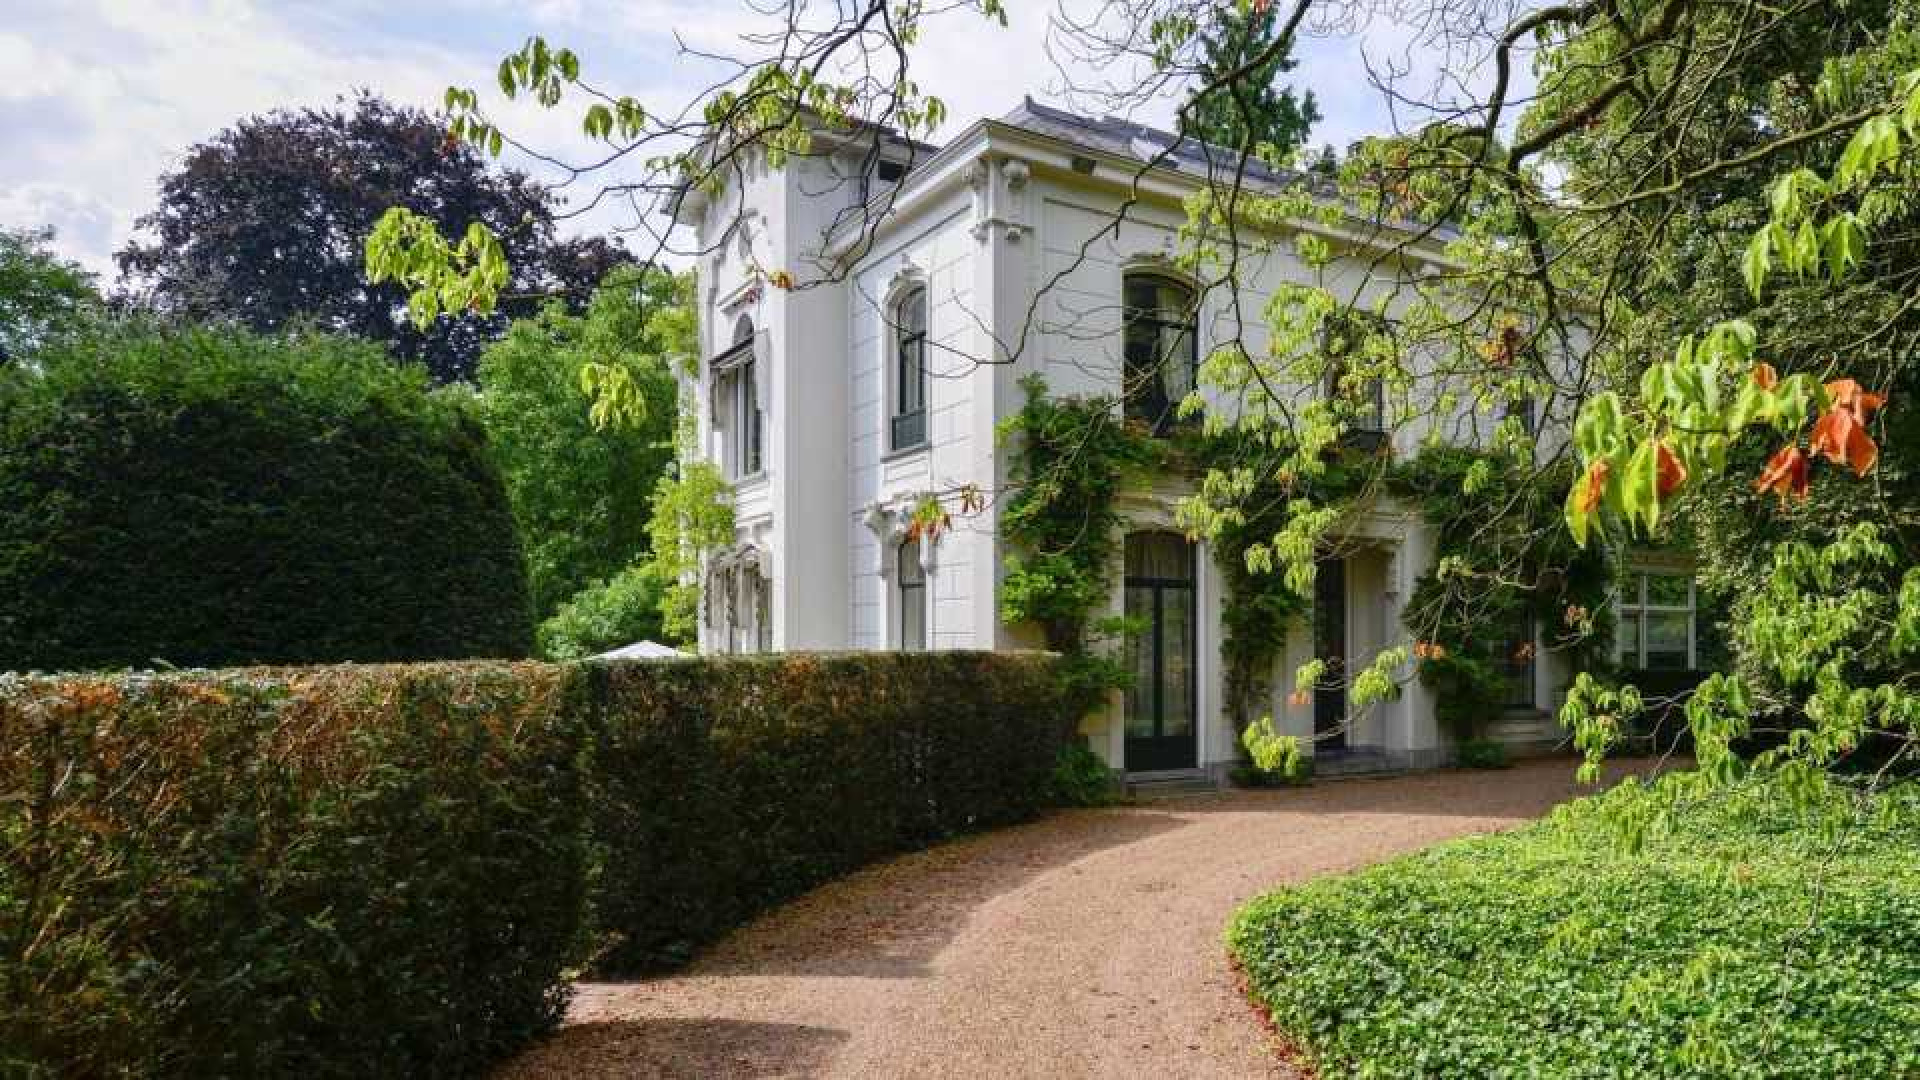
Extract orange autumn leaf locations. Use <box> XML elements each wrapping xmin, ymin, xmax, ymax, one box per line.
<box><xmin>1654</xmin><ymin>441</ymin><xmax>1687</xmax><ymax>498</ymax></box>
<box><xmin>1577</xmin><ymin>458</ymin><xmax>1610</xmax><ymax>514</ymax></box>
<box><xmin>1824</xmin><ymin>378</ymin><xmax>1887</xmax><ymax>420</ymax></box>
<box><xmin>1754</xmin><ymin>445</ymin><xmax>1810</xmax><ymax>502</ymax></box>
<box><xmin>1750</xmin><ymin>362</ymin><xmax>1778</xmax><ymax>390</ymax></box>
<box><xmin>1810</xmin><ymin>407</ymin><xmax>1879</xmax><ymax>476</ymax></box>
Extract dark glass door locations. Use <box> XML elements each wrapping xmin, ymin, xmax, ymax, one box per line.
<box><xmin>1313</xmin><ymin>555</ymin><xmax>1348</xmax><ymax>751</ymax></box>
<box><xmin>1125</xmin><ymin>533</ymin><xmax>1197</xmax><ymax>771</ymax></box>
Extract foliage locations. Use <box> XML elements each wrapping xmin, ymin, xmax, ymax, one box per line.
<box><xmin>998</xmin><ymin>376</ymin><xmax>1163</xmax><ymax>698</ymax></box>
<box><xmin>643</xmin><ymin>448</ymin><xmax>736</xmax><ymax>644</ymax></box>
<box><xmin>1238</xmin><ymin>715</ymin><xmax>1308</xmax><ymax>785</ymax></box>
<box><xmin>478</xmin><ymin>266</ymin><xmax>686</xmax><ymax>619</ymax></box>
<box><xmin>1179</xmin><ymin>0</ymin><xmax>1320</xmax><ymax>159</ymax></box>
<box><xmin>536</xmin><ymin>564</ymin><xmax>668</xmax><ymax>660</ymax></box>
<box><xmin>1416</xmin><ymin>651</ymin><xmax>1509</xmax><ymax>744</ymax></box>
<box><xmin>0</xmin><ymin>321</ymin><xmax>531</xmax><ymax>671</ymax></box>
<box><xmin>0</xmin><ymin>663</ymin><xmax>591</xmax><ymax>1078</ymax></box>
<box><xmin>0</xmin><ymin>227</ymin><xmax>97</xmax><ymax>362</ymax></box>
<box><xmin>1</xmin><ymin>650</ymin><xmax>1077</xmax><ymax>1072</ymax></box>
<box><xmin>1454</xmin><ymin>736</ymin><xmax>1510</xmax><ymax>769</ymax></box>
<box><xmin>119</xmin><ymin>92</ymin><xmax>630</xmax><ymax>383</ymax></box>
<box><xmin>579</xmin><ymin>651</ymin><xmax>1078</xmax><ymax>971</ymax></box>
<box><xmin>1047</xmin><ymin>741</ymin><xmax>1122</xmax><ymax>807</ymax></box>
<box><xmin>1229</xmin><ymin>777</ymin><xmax>1920</xmax><ymax>1078</ymax></box>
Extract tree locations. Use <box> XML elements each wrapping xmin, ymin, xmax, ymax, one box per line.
<box><xmin>477</xmin><ymin>266</ymin><xmax>685</xmax><ymax>622</ymax></box>
<box><xmin>0</xmin><ymin>320</ymin><xmax>532</xmax><ymax>670</ymax></box>
<box><xmin>117</xmin><ymin>93</ymin><xmax>629</xmax><ymax>383</ymax></box>
<box><xmin>1180</xmin><ymin>1</ymin><xmax>1320</xmax><ymax>158</ymax></box>
<box><xmin>0</xmin><ymin>227</ymin><xmax>97</xmax><ymax>362</ymax></box>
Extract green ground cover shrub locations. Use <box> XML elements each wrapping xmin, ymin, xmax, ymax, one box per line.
<box><xmin>1228</xmin><ymin>777</ymin><xmax>1920</xmax><ymax>1078</ymax></box>
<box><xmin>0</xmin><ymin>323</ymin><xmax>531</xmax><ymax>671</ymax></box>
<box><xmin>0</xmin><ymin>663</ymin><xmax>589</xmax><ymax>1079</ymax></box>
<box><xmin>583</xmin><ymin>651</ymin><xmax>1078</xmax><ymax>971</ymax></box>
<box><xmin>1</xmin><ymin>651</ymin><xmax>1076</xmax><ymax>1073</ymax></box>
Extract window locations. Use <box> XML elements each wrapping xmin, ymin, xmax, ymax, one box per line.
<box><xmin>1122</xmin><ymin>273</ymin><xmax>1197</xmax><ymax>434</ymax></box>
<box><xmin>1494</xmin><ymin>614</ymin><xmax>1536</xmax><ymax>708</ymax></box>
<box><xmin>714</xmin><ymin>316</ymin><xmax>762</xmax><ymax>478</ymax></box>
<box><xmin>1505</xmin><ymin>395</ymin><xmax>1537</xmax><ymax>435</ymax></box>
<box><xmin>1617</xmin><ymin>569</ymin><xmax>1695</xmax><ymax>671</ymax></box>
<box><xmin>890</xmin><ymin>287</ymin><xmax>929</xmax><ymax>451</ymax></box>
<box><xmin>719</xmin><ymin>562</ymin><xmax>772</xmax><ymax>654</ymax></box>
<box><xmin>1124</xmin><ymin>531</ymin><xmax>1198</xmax><ymax>771</ymax></box>
<box><xmin>898</xmin><ymin>537</ymin><xmax>926</xmax><ymax>650</ymax></box>
<box><xmin>1323</xmin><ymin>314</ymin><xmax>1386</xmax><ymax>434</ymax></box>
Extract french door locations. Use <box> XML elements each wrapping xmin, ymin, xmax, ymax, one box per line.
<box><xmin>1125</xmin><ymin>532</ymin><xmax>1197</xmax><ymax>771</ymax></box>
<box><xmin>1313</xmin><ymin>555</ymin><xmax>1349</xmax><ymax>752</ymax></box>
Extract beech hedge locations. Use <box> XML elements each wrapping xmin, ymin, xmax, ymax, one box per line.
<box><xmin>1</xmin><ymin>651</ymin><xmax>1075</xmax><ymax>1076</ymax></box>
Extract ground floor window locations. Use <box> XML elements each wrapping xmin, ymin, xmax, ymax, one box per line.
<box><xmin>1124</xmin><ymin>531</ymin><xmax>1197</xmax><ymax>771</ymax></box>
<box><xmin>898</xmin><ymin>537</ymin><xmax>926</xmax><ymax>650</ymax></box>
<box><xmin>1494</xmin><ymin>613</ymin><xmax>1536</xmax><ymax>708</ymax></box>
<box><xmin>1616</xmin><ymin>568</ymin><xmax>1694</xmax><ymax>670</ymax></box>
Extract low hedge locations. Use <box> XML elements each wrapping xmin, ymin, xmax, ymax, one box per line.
<box><xmin>584</xmin><ymin>652</ymin><xmax>1076</xmax><ymax>970</ymax></box>
<box><xmin>1227</xmin><ymin>778</ymin><xmax>1920</xmax><ymax>1078</ymax></box>
<box><xmin>1</xmin><ymin>651</ymin><xmax>1075</xmax><ymax>1075</ymax></box>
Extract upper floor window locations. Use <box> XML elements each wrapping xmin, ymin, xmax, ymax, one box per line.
<box><xmin>715</xmin><ymin>315</ymin><xmax>763</xmax><ymax>478</ymax></box>
<box><xmin>1122</xmin><ymin>273</ymin><xmax>1197</xmax><ymax>434</ymax></box>
<box><xmin>1323</xmin><ymin>313</ymin><xmax>1386</xmax><ymax>435</ymax></box>
<box><xmin>898</xmin><ymin>537</ymin><xmax>927</xmax><ymax>650</ymax></box>
<box><xmin>891</xmin><ymin>286</ymin><xmax>929</xmax><ymax>451</ymax></box>
<box><xmin>1617</xmin><ymin>568</ymin><xmax>1695</xmax><ymax>671</ymax></box>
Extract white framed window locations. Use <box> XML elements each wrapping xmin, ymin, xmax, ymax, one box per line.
<box><xmin>897</xmin><ymin>537</ymin><xmax>927</xmax><ymax>650</ymax></box>
<box><xmin>889</xmin><ymin>287</ymin><xmax>929</xmax><ymax>451</ymax></box>
<box><xmin>1616</xmin><ymin>569</ymin><xmax>1695</xmax><ymax>671</ymax></box>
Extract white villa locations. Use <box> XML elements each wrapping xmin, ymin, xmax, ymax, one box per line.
<box><xmin>667</xmin><ymin>99</ymin><xmax>1709</xmax><ymax>781</ymax></box>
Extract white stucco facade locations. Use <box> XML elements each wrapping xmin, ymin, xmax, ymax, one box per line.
<box><xmin>671</xmin><ymin>101</ymin><xmax>1572</xmax><ymax>778</ymax></box>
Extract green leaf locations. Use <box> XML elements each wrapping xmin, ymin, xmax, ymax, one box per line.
<box><xmin>498</xmin><ymin>57</ymin><xmax>517</xmax><ymax>98</ymax></box>
<box><xmin>1821</xmin><ymin>213</ymin><xmax>1867</xmax><ymax>280</ymax></box>
<box><xmin>1742</xmin><ymin>228</ymin><xmax>1772</xmax><ymax>299</ymax></box>
<box><xmin>1564</xmin><ymin>476</ymin><xmax>1592</xmax><ymax>548</ymax></box>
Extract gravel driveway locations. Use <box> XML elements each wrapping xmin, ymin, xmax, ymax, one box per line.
<box><xmin>499</xmin><ymin>758</ymin><xmax>1648</xmax><ymax>1079</ymax></box>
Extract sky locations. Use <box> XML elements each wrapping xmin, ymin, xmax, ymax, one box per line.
<box><xmin>2</xmin><ymin>1</ymin><xmax>1514</xmax><ymax>281</ymax></box>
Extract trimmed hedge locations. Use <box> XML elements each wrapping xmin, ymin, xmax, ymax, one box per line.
<box><xmin>1228</xmin><ymin>779</ymin><xmax>1920</xmax><ymax>1078</ymax></box>
<box><xmin>0</xmin><ymin>323</ymin><xmax>532</xmax><ymax>671</ymax></box>
<box><xmin>1</xmin><ymin>651</ymin><xmax>1075</xmax><ymax>1076</ymax></box>
<box><xmin>584</xmin><ymin>652</ymin><xmax>1076</xmax><ymax>970</ymax></box>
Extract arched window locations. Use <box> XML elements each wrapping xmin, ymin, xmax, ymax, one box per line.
<box><xmin>897</xmin><ymin>537</ymin><xmax>927</xmax><ymax>650</ymax></box>
<box><xmin>1123</xmin><ymin>531</ymin><xmax>1196</xmax><ymax>770</ymax></box>
<box><xmin>890</xmin><ymin>286</ymin><xmax>929</xmax><ymax>450</ymax></box>
<box><xmin>1122</xmin><ymin>273</ymin><xmax>1197</xmax><ymax>434</ymax></box>
<box><xmin>714</xmin><ymin>315</ymin><xmax>763</xmax><ymax>477</ymax></box>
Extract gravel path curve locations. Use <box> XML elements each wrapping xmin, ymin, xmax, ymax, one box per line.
<box><xmin>498</xmin><ymin>758</ymin><xmax>1647</xmax><ymax>1079</ymax></box>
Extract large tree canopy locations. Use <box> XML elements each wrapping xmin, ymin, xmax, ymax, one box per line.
<box><xmin>478</xmin><ymin>266</ymin><xmax>685</xmax><ymax>623</ymax></box>
<box><xmin>0</xmin><ymin>227</ymin><xmax>97</xmax><ymax>363</ymax></box>
<box><xmin>118</xmin><ymin>93</ymin><xmax>628</xmax><ymax>383</ymax></box>
<box><xmin>1180</xmin><ymin>1</ymin><xmax>1319</xmax><ymax>157</ymax></box>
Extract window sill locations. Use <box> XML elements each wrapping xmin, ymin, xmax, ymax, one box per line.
<box><xmin>882</xmin><ymin>443</ymin><xmax>929</xmax><ymax>464</ymax></box>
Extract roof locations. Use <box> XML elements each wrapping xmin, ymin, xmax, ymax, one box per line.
<box><xmin>995</xmin><ymin>97</ymin><xmax>1310</xmax><ymax>193</ymax></box>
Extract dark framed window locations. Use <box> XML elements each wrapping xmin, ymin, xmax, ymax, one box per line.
<box><xmin>1495</xmin><ymin>613</ymin><xmax>1536</xmax><ymax>708</ymax></box>
<box><xmin>1506</xmin><ymin>395</ymin><xmax>1537</xmax><ymax>435</ymax></box>
<box><xmin>717</xmin><ymin>316</ymin><xmax>763</xmax><ymax>478</ymax></box>
<box><xmin>1122</xmin><ymin>273</ymin><xmax>1198</xmax><ymax>434</ymax></box>
<box><xmin>891</xmin><ymin>287</ymin><xmax>929</xmax><ymax>451</ymax></box>
<box><xmin>898</xmin><ymin>537</ymin><xmax>926</xmax><ymax>650</ymax></box>
<box><xmin>1617</xmin><ymin>569</ymin><xmax>1694</xmax><ymax>671</ymax></box>
<box><xmin>1323</xmin><ymin>313</ymin><xmax>1386</xmax><ymax>434</ymax></box>
<box><xmin>1123</xmin><ymin>531</ymin><xmax>1198</xmax><ymax>771</ymax></box>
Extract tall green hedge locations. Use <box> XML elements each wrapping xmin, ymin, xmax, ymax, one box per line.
<box><xmin>0</xmin><ymin>651</ymin><xmax>1075</xmax><ymax>1076</ymax></box>
<box><xmin>584</xmin><ymin>652</ymin><xmax>1077</xmax><ymax>970</ymax></box>
<box><xmin>0</xmin><ymin>324</ymin><xmax>532</xmax><ymax>671</ymax></box>
<box><xmin>0</xmin><ymin>663</ymin><xmax>589</xmax><ymax>1078</ymax></box>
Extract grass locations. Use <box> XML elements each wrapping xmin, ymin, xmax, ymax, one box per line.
<box><xmin>1226</xmin><ymin>776</ymin><xmax>1920</xmax><ymax>1078</ymax></box>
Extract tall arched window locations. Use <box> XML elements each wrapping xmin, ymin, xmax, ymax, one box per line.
<box><xmin>890</xmin><ymin>286</ymin><xmax>929</xmax><ymax>451</ymax></box>
<box><xmin>1122</xmin><ymin>273</ymin><xmax>1197</xmax><ymax>434</ymax></box>
<box><xmin>897</xmin><ymin>537</ymin><xmax>927</xmax><ymax>650</ymax></box>
<box><xmin>714</xmin><ymin>315</ymin><xmax>763</xmax><ymax>477</ymax></box>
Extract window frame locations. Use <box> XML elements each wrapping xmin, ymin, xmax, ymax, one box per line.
<box><xmin>1494</xmin><ymin>612</ymin><xmax>1537</xmax><ymax>709</ymax></box>
<box><xmin>1615</xmin><ymin>568</ymin><xmax>1696</xmax><ymax>671</ymax></box>
<box><xmin>897</xmin><ymin>537</ymin><xmax>927</xmax><ymax>651</ymax></box>
<box><xmin>715</xmin><ymin>316</ymin><xmax>763</xmax><ymax>480</ymax></box>
<box><xmin>889</xmin><ymin>286</ymin><xmax>929</xmax><ymax>452</ymax></box>
<box><xmin>1322</xmin><ymin>313</ymin><xmax>1387</xmax><ymax>435</ymax></box>
<box><xmin>1121</xmin><ymin>272</ymin><xmax>1199</xmax><ymax>435</ymax></box>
